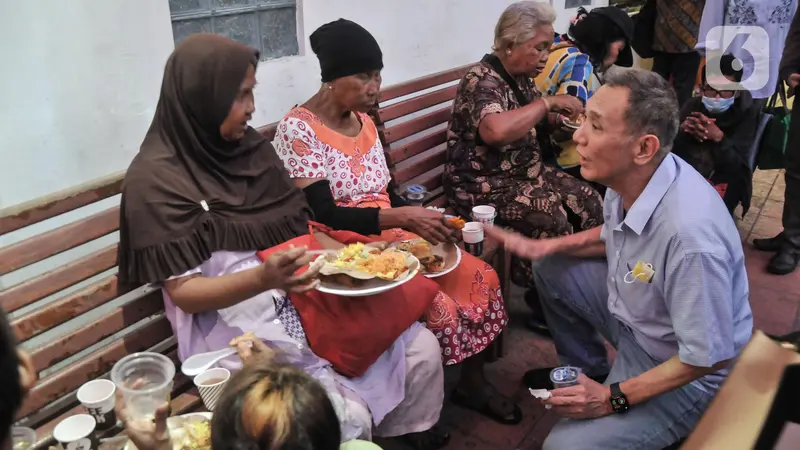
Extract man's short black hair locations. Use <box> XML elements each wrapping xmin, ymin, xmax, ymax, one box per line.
<box><xmin>702</xmin><ymin>54</ymin><xmax>744</xmax><ymax>85</ymax></box>
<box><xmin>0</xmin><ymin>309</ymin><xmax>23</xmax><ymax>444</ymax></box>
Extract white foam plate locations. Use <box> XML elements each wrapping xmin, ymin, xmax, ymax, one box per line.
<box><xmin>316</xmin><ymin>254</ymin><xmax>421</xmax><ymax>297</ymax></box>
<box><xmin>423</xmin><ymin>243</ymin><xmax>462</xmax><ymax>279</ymax></box>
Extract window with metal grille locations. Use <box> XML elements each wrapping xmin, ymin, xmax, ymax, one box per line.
<box><xmin>169</xmin><ymin>0</ymin><xmax>299</xmax><ymax>61</ymax></box>
<box><xmin>565</xmin><ymin>0</ymin><xmax>593</xmax><ymax>8</ymax></box>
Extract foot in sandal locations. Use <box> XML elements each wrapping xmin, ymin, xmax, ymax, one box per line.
<box><xmin>396</xmin><ymin>425</ymin><xmax>451</xmax><ymax>450</ymax></box>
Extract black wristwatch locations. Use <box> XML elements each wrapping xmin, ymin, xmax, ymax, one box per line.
<box><xmin>610</xmin><ymin>382</ymin><xmax>630</xmax><ymax>414</ymax></box>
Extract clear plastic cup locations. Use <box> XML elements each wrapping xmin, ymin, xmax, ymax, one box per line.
<box><xmin>405</xmin><ymin>185</ymin><xmax>427</xmax><ymax>206</ymax></box>
<box><xmin>11</xmin><ymin>427</ymin><xmax>36</xmax><ymax>450</ymax></box>
<box><xmin>550</xmin><ymin>366</ymin><xmax>582</xmax><ymax>388</ymax></box>
<box><xmin>111</xmin><ymin>352</ymin><xmax>175</xmax><ymax>420</ymax></box>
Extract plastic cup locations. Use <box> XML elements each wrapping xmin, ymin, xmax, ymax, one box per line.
<box><xmin>111</xmin><ymin>352</ymin><xmax>175</xmax><ymax>420</ymax></box>
<box><xmin>77</xmin><ymin>379</ymin><xmax>116</xmax><ymax>431</ymax></box>
<box><xmin>405</xmin><ymin>184</ymin><xmax>427</xmax><ymax>206</ymax></box>
<box><xmin>193</xmin><ymin>368</ymin><xmax>230</xmax><ymax>411</ymax></box>
<box><xmin>462</xmin><ymin>222</ymin><xmax>484</xmax><ymax>256</ymax></box>
<box><xmin>472</xmin><ymin>205</ymin><xmax>496</xmax><ymax>225</ymax></box>
<box><xmin>11</xmin><ymin>427</ymin><xmax>36</xmax><ymax>450</ymax></box>
<box><xmin>53</xmin><ymin>415</ymin><xmax>98</xmax><ymax>450</ymax></box>
<box><xmin>550</xmin><ymin>366</ymin><xmax>582</xmax><ymax>388</ymax></box>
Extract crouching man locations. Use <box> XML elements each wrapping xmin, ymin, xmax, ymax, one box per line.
<box><xmin>488</xmin><ymin>68</ymin><xmax>753</xmax><ymax>450</ymax></box>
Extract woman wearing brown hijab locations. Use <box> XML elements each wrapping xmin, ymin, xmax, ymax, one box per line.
<box><xmin>118</xmin><ymin>34</ymin><xmax>448</xmax><ymax>449</ymax></box>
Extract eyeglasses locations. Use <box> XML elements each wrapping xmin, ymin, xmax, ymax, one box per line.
<box><xmin>701</xmin><ymin>86</ymin><xmax>735</xmax><ymax>99</ymax></box>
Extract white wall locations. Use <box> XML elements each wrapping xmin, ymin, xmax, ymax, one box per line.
<box><xmin>0</xmin><ymin>0</ymin><xmax>174</xmax><ymax>210</ymax></box>
<box><xmin>0</xmin><ymin>0</ymin><xmax>608</xmax><ymax>209</ymax></box>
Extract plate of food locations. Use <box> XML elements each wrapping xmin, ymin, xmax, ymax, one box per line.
<box><xmin>562</xmin><ymin>114</ymin><xmax>585</xmax><ymax>130</ymax></box>
<box><xmin>392</xmin><ymin>238</ymin><xmax>462</xmax><ymax>278</ymax></box>
<box><xmin>312</xmin><ymin>242</ymin><xmax>421</xmax><ymax>297</ymax></box>
<box><xmin>124</xmin><ymin>413</ymin><xmax>211</xmax><ymax>450</ymax></box>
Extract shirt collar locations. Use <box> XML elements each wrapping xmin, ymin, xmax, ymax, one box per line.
<box><xmin>617</xmin><ymin>153</ymin><xmax>678</xmax><ymax>235</ymax></box>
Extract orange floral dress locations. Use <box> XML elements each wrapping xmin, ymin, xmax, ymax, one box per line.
<box><xmin>274</xmin><ymin>107</ymin><xmax>507</xmax><ymax>364</ymax></box>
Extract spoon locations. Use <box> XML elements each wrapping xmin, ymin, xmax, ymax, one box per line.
<box><xmin>181</xmin><ymin>347</ymin><xmax>240</xmax><ymax>377</ymax></box>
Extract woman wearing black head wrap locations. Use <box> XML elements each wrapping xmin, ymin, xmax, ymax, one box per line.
<box><xmin>274</xmin><ymin>19</ymin><xmax>521</xmax><ymax>429</ymax></box>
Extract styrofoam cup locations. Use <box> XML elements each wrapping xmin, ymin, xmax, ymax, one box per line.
<box><xmin>77</xmin><ymin>379</ymin><xmax>117</xmax><ymax>431</ymax></box>
<box><xmin>472</xmin><ymin>205</ymin><xmax>496</xmax><ymax>225</ymax></box>
<box><xmin>461</xmin><ymin>222</ymin><xmax>484</xmax><ymax>244</ymax></box>
<box><xmin>53</xmin><ymin>414</ymin><xmax>98</xmax><ymax>450</ymax></box>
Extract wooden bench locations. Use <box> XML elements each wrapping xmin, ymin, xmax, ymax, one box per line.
<box><xmin>0</xmin><ymin>173</ymin><xmax>203</xmax><ymax>449</ymax></box>
<box><xmin>0</xmin><ymin>65</ymin><xmax>508</xmax><ymax>448</ymax></box>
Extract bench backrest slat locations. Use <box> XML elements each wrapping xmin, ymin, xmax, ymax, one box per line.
<box><xmin>392</xmin><ymin>145</ymin><xmax>447</xmax><ymax>186</ymax></box>
<box><xmin>0</xmin><ymin>245</ymin><xmax>118</xmax><ymax>313</ymax></box>
<box><xmin>30</xmin><ymin>290</ymin><xmax>163</xmax><ymax>372</ymax></box>
<box><xmin>372</xmin><ymin>63</ymin><xmax>475</xmax><ymax>209</ymax></box>
<box><xmin>379</xmin><ymin>106</ymin><xmax>451</xmax><ymax>145</ymax></box>
<box><xmin>17</xmin><ymin>317</ymin><xmax>173</xmax><ymax>419</ymax></box>
<box><xmin>385</xmin><ymin>126</ymin><xmax>447</xmax><ymax>167</ymax></box>
<box><xmin>0</xmin><ymin>172</ymin><xmax>124</xmax><ymax>235</ymax></box>
<box><xmin>375</xmin><ymin>85</ymin><xmax>458</xmax><ymax>123</ymax></box>
<box><xmin>378</xmin><ymin>65</ymin><xmax>471</xmax><ymax>103</ymax></box>
<box><xmin>12</xmin><ymin>275</ymin><xmax>122</xmax><ymax>342</ymax></box>
<box><xmin>0</xmin><ymin>207</ymin><xmax>120</xmax><ymax>276</ymax></box>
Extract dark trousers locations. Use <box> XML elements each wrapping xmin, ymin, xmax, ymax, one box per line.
<box><xmin>783</xmin><ymin>105</ymin><xmax>800</xmax><ymax>249</ymax></box>
<box><xmin>651</xmin><ymin>51</ymin><xmax>703</xmax><ymax>108</ymax></box>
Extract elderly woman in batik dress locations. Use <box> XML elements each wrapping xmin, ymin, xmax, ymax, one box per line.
<box><xmin>444</xmin><ymin>2</ymin><xmax>605</xmax><ymax>332</ymax></box>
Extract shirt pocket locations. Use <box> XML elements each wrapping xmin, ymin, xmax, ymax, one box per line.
<box><xmin>616</xmin><ymin>276</ymin><xmax>660</xmax><ymax>321</ymax></box>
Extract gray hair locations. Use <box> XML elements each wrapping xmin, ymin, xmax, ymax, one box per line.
<box><xmin>493</xmin><ymin>1</ymin><xmax>557</xmax><ymax>51</ymax></box>
<box><xmin>603</xmin><ymin>68</ymin><xmax>680</xmax><ymax>154</ymax></box>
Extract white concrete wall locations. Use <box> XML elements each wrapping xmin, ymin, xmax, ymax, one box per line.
<box><xmin>0</xmin><ymin>0</ymin><xmax>613</xmax><ymax>210</ymax></box>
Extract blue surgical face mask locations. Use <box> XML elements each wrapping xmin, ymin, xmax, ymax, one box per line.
<box><xmin>701</xmin><ymin>96</ymin><xmax>735</xmax><ymax>114</ymax></box>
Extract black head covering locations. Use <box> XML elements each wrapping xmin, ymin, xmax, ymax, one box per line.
<box><xmin>590</xmin><ymin>6</ymin><xmax>634</xmax><ymax>67</ymax></box>
<box><xmin>309</xmin><ymin>19</ymin><xmax>383</xmax><ymax>82</ymax></box>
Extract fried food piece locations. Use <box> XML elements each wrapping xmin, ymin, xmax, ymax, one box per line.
<box><xmin>446</xmin><ymin>216</ymin><xmax>466</xmax><ymax>230</ymax></box>
<box><xmin>420</xmin><ymin>255</ymin><xmax>446</xmax><ymax>273</ymax></box>
<box><xmin>396</xmin><ymin>240</ymin><xmax>433</xmax><ymax>259</ymax></box>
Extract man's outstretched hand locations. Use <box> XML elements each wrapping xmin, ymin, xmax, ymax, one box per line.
<box><xmin>484</xmin><ymin>226</ymin><xmax>560</xmax><ymax>261</ymax></box>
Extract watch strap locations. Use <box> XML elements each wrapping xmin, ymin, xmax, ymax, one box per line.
<box><xmin>610</xmin><ymin>382</ymin><xmax>629</xmax><ymax>414</ymax></box>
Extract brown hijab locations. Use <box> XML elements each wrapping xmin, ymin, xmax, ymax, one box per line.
<box><xmin>118</xmin><ymin>34</ymin><xmax>312</xmax><ymax>285</ymax></box>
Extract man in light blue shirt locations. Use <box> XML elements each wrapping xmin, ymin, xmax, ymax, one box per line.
<box><xmin>488</xmin><ymin>68</ymin><xmax>752</xmax><ymax>449</ymax></box>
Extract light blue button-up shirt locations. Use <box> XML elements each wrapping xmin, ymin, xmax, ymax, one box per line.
<box><xmin>601</xmin><ymin>153</ymin><xmax>753</xmax><ymax>393</ymax></box>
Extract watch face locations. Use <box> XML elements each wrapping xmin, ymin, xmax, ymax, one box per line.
<box><xmin>611</xmin><ymin>396</ymin><xmax>629</xmax><ymax>412</ymax></box>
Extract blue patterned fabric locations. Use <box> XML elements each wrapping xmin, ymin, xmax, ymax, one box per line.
<box><xmin>535</xmin><ymin>35</ymin><xmax>600</xmax><ymax>105</ymax></box>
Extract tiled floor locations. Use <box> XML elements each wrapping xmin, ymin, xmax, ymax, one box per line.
<box><xmin>379</xmin><ymin>169</ymin><xmax>800</xmax><ymax>450</ymax></box>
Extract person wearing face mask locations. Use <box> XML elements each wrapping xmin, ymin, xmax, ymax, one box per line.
<box><xmin>672</xmin><ymin>54</ymin><xmax>761</xmax><ymax>215</ymax></box>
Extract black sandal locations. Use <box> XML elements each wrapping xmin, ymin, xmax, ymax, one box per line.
<box><xmin>397</xmin><ymin>424</ymin><xmax>451</xmax><ymax>450</ymax></box>
<box><xmin>450</xmin><ymin>384</ymin><xmax>523</xmax><ymax>425</ymax></box>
